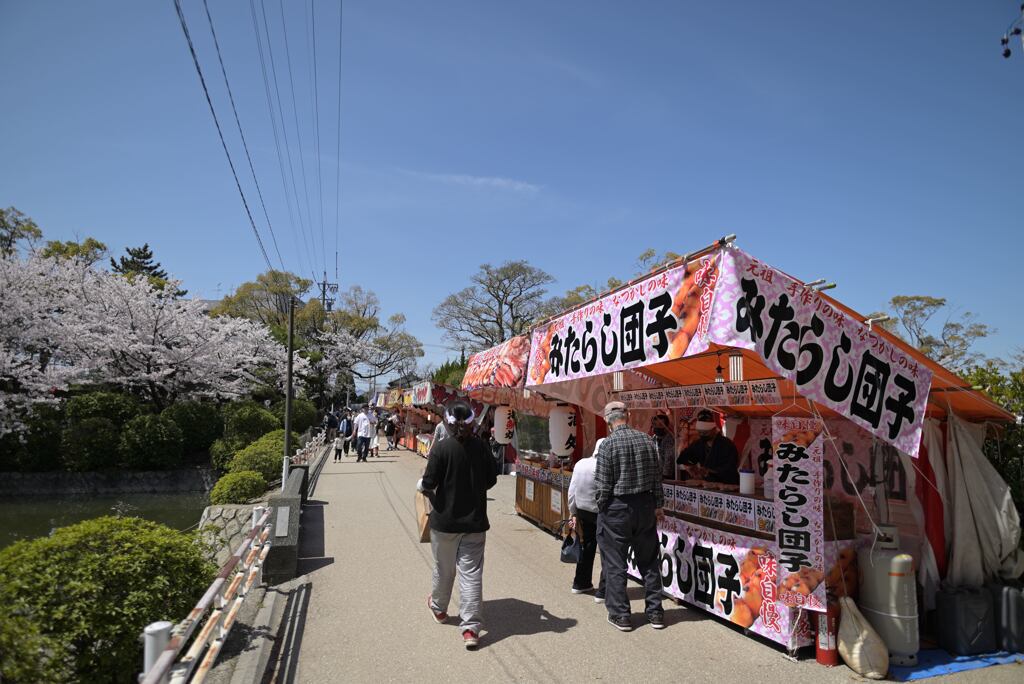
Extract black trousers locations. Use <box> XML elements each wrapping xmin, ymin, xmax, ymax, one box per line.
<box><xmin>574</xmin><ymin>509</ymin><xmax>605</xmax><ymax>591</ymax></box>
<box><xmin>597</xmin><ymin>492</ymin><xmax>663</xmax><ymax>619</ymax></box>
<box><xmin>342</xmin><ymin>437</ymin><xmax>351</xmax><ymax>455</ymax></box>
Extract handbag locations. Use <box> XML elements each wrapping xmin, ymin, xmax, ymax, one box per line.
<box><xmin>558</xmin><ymin>520</ymin><xmax>581</xmax><ymax>564</ymax></box>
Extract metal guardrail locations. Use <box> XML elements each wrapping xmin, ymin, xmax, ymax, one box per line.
<box><xmin>290</xmin><ymin>429</ymin><xmax>326</xmax><ymax>466</ymax></box>
<box><xmin>139</xmin><ymin>507</ymin><xmax>273</xmax><ymax>684</ymax></box>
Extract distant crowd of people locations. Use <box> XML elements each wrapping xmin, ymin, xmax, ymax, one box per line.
<box><xmin>325</xmin><ymin>405</ymin><xmax>402</xmax><ymax>462</ymax></box>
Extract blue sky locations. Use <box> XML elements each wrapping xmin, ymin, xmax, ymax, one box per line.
<box><xmin>2</xmin><ymin>1</ymin><xmax>1022</xmax><ymax>387</ymax></box>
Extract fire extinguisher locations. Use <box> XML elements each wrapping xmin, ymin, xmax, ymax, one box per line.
<box><xmin>816</xmin><ymin>599</ymin><xmax>840</xmax><ymax>666</ymax></box>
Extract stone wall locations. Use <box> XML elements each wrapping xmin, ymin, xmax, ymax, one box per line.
<box><xmin>0</xmin><ymin>468</ymin><xmax>217</xmax><ymax>496</ymax></box>
<box><xmin>198</xmin><ymin>503</ymin><xmax>268</xmax><ymax>567</ymax></box>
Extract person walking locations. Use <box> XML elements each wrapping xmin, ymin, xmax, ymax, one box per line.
<box><xmin>353</xmin><ymin>406</ymin><xmax>373</xmax><ymax>462</ymax></box>
<box><xmin>418</xmin><ymin>399</ymin><xmax>498</xmax><ymax>650</ymax></box>
<box><xmin>333</xmin><ymin>435</ymin><xmax>343</xmax><ymax>463</ymax></box>
<box><xmin>370</xmin><ymin>410</ymin><xmax>380</xmax><ymax>457</ymax></box>
<box><xmin>595</xmin><ymin>401</ymin><xmax>666</xmax><ymax>632</ymax></box>
<box><xmin>568</xmin><ymin>437</ymin><xmax>606</xmax><ymax>600</ymax></box>
<box><xmin>325</xmin><ymin>411</ymin><xmax>339</xmax><ymax>441</ymax></box>
<box><xmin>339</xmin><ymin>409</ymin><xmax>353</xmax><ymax>457</ymax></box>
<box><xmin>384</xmin><ymin>414</ymin><xmax>397</xmax><ymax>450</ymax></box>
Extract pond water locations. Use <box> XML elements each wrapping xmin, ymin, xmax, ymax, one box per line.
<box><xmin>0</xmin><ymin>491</ymin><xmax>210</xmax><ymax>550</ymax></box>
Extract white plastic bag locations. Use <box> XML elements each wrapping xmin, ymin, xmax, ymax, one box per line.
<box><xmin>838</xmin><ymin>596</ymin><xmax>889</xmax><ymax>679</ymax></box>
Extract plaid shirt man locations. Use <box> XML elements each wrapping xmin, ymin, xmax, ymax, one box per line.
<box><xmin>594</xmin><ymin>424</ymin><xmax>664</xmax><ymax>511</ymax></box>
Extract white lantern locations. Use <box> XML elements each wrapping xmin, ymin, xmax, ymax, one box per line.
<box><xmin>549</xmin><ymin>404</ymin><xmax>576</xmax><ymax>457</ymax></box>
<box><xmin>494</xmin><ymin>405</ymin><xmax>515</xmax><ymax>445</ymax></box>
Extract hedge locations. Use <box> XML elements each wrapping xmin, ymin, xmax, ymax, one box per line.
<box><xmin>209</xmin><ymin>436</ymin><xmax>245</xmax><ymax>473</ymax></box>
<box><xmin>65</xmin><ymin>391</ymin><xmax>140</xmax><ymax>428</ymax></box>
<box><xmin>209</xmin><ymin>471</ymin><xmax>267</xmax><ymax>505</ymax></box>
<box><xmin>60</xmin><ymin>417</ymin><xmax>120</xmax><ymax>471</ymax></box>
<box><xmin>227</xmin><ymin>429</ymin><xmax>298</xmax><ymax>482</ymax></box>
<box><xmin>223</xmin><ymin>403</ymin><xmax>279</xmax><ymax>446</ymax></box>
<box><xmin>0</xmin><ymin>404</ymin><xmax>63</xmax><ymax>472</ymax></box>
<box><xmin>0</xmin><ymin>517</ymin><xmax>214</xmax><ymax>683</ymax></box>
<box><xmin>162</xmin><ymin>401</ymin><xmax>223</xmax><ymax>454</ymax></box>
<box><xmin>119</xmin><ymin>414</ymin><xmax>184</xmax><ymax>470</ymax></box>
<box><xmin>271</xmin><ymin>398</ymin><xmax>317</xmax><ymax>434</ymax></box>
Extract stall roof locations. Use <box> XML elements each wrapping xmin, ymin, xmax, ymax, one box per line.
<box><xmin>528</xmin><ymin>241</ymin><xmax>1012</xmax><ymax>426</ymax></box>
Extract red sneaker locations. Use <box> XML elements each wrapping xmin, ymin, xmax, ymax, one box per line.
<box><xmin>462</xmin><ymin>630</ymin><xmax>479</xmax><ymax>649</ymax></box>
<box><xmin>427</xmin><ymin>595</ymin><xmax>447</xmax><ymax>623</ymax></box>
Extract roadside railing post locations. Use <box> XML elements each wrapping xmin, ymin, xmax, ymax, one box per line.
<box><xmin>141</xmin><ymin>621</ymin><xmax>172</xmax><ymax>683</ymax></box>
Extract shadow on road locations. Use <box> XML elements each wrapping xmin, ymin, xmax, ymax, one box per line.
<box><xmin>479</xmin><ymin>598</ymin><xmax>577</xmax><ymax>648</ymax></box>
<box><xmin>296</xmin><ymin>501</ymin><xmax>334</xmax><ymax>575</ymax></box>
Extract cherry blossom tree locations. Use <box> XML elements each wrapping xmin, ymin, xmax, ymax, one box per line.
<box><xmin>1</xmin><ymin>254</ymin><xmax>294</xmax><ymax>434</ymax></box>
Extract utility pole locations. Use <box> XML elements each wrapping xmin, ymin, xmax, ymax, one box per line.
<box><xmin>318</xmin><ymin>270</ymin><xmax>338</xmax><ymax>312</ymax></box>
<box><xmin>282</xmin><ymin>296</ymin><xmax>295</xmax><ymax>490</ymax></box>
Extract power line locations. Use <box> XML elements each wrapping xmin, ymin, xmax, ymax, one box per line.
<box><xmin>260</xmin><ymin>0</ymin><xmax>319</xmax><ymax>283</ymax></box>
<box><xmin>277</xmin><ymin>0</ymin><xmax>320</xmax><ymax>276</ymax></box>
<box><xmin>249</xmin><ymin>0</ymin><xmax>317</xmax><ymax>282</ymax></box>
<box><xmin>334</xmin><ymin>0</ymin><xmax>343</xmax><ymax>282</ymax></box>
<box><xmin>201</xmin><ymin>0</ymin><xmax>285</xmax><ymax>273</ymax></box>
<box><xmin>172</xmin><ymin>0</ymin><xmax>274</xmax><ymax>272</ymax></box>
<box><xmin>310</xmin><ymin>0</ymin><xmax>327</xmax><ymax>267</ymax></box>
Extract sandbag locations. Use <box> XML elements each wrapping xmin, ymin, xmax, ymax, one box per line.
<box><xmin>838</xmin><ymin>596</ymin><xmax>889</xmax><ymax>679</ymax></box>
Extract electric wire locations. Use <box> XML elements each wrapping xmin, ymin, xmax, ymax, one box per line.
<box><xmin>334</xmin><ymin>0</ymin><xmax>343</xmax><ymax>282</ymax></box>
<box><xmin>277</xmin><ymin>0</ymin><xmax>321</xmax><ymax>277</ymax></box>
<box><xmin>201</xmin><ymin>0</ymin><xmax>286</xmax><ymax>273</ymax></box>
<box><xmin>249</xmin><ymin>0</ymin><xmax>317</xmax><ymax>282</ymax></box>
<box><xmin>309</xmin><ymin>0</ymin><xmax>327</xmax><ymax>269</ymax></box>
<box><xmin>172</xmin><ymin>0</ymin><xmax>274</xmax><ymax>272</ymax></box>
<box><xmin>260</xmin><ymin>0</ymin><xmax>319</xmax><ymax>283</ymax></box>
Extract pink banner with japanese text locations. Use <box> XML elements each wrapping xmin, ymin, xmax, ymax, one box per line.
<box><xmin>772</xmin><ymin>416</ymin><xmax>826</xmax><ymax>612</ymax></box>
<box><xmin>625</xmin><ymin>517</ymin><xmax>858</xmax><ymax>647</ymax></box>
<box><xmin>708</xmin><ymin>248</ymin><xmax>931</xmax><ymax>456</ymax></box>
<box><xmin>526</xmin><ymin>254</ymin><xmax>722</xmax><ymax>386</ymax></box>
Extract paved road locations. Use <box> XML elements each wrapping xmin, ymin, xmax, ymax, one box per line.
<box><xmin>291</xmin><ymin>445</ymin><xmax>1021</xmax><ymax>683</ymax></box>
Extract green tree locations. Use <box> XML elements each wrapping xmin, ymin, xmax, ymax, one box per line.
<box><xmin>0</xmin><ymin>206</ymin><xmax>42</xmax><ymax>257</ymax></box>
<box><xmin>109</xmin><ymin>242</ymin><xmax>186</xmax><ymax>296</ymax></box>
<box><xmin>875</xmin><ymin>295</ymin><xmax>992</xmax><ymax>372</ymax></box>
<box><xmin>211</xmin><ymin>270</ymin><xmax>312</xmax><ymax>334</ymax></box>
<box><xmin>433</xmin><ymin>260</ymin><xmax>555</xmax><ymax>351</ymax></box>
<box><xmin>963</xmin><ymin>361</ymin><xmax>1024</xmax><ymax>518</ymax></box>
<box><xmin>433</xmin><ymin>357</ymin><xmax>469</xmax><ymax>387</ymax></box>
<box><xmin>39</xmin><ymin>237</ymin><xmax>108</xmax><ymax>265</ymax></box>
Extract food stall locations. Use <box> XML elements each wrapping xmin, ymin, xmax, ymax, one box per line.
<box><xmin>407</xmin><ymin>380</ymin><xmax>488</xmax><ymax>458</ymax></box>
<box><xmin>460</xmin><ymin>335</ymin><xmax>583</xmax><ymax>533</ymax></box>
<box><xmin>524</xmin><ymin>237</ymin><xmax>1019</xmax><ymax>657</ymax></box>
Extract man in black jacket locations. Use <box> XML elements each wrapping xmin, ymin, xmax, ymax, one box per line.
<box><xmin>418</xmin><ymin>400</ymin><xmax>497</xmax><ymax>649</ymax></box>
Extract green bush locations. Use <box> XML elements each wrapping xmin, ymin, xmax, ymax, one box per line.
<box><xmin>209</xmin><ymin>470</ymin><xmax>267</xmax><ymax>504</ymax></box>
<box><xmin>209</xmin><ymin>436</ymin><xmax>245</xmax><ymax>472</ymax></box>
<box><xmin>0</xmin><ymin>404</ymin><xmax>63</xmax><ymax>472</ymax></box>
<box><xmin>0</xmin><ymin>603</ymin><xmax>72</xmax><ymax>683</ymax></box>
<box><xmin>0</xmin><ymin>516</ymin><xmax>214</xmax><ymax>684</ymax></box>
<box><xmin>271</xmin><ymin>398</ymin><xmax>317</xmax><ymax>434</ymax></box>
<box><xmin>60</xmin><ymin>417</ymin><xmax>120</xmax><ymax>471</ymax></box>
<box><xmin>163</xmin><ymin>401</ymin><xmax>223</xmax><ymax>454</ymax></box>
<box><xmin>227</xmin><ymin>430</ymin><xmax>297</xmax><ymax>481</ymax></box>
<box><xmin>65</xmin><ymin>391</ymin><xmax>140</xmax><ymax>428</ymax></box>
<box><xmin>118</xmin><ymin>414</ymin><xmax>184</xmax><ymax>470</ymax></box>
<box><xmin>223</xmin><ymin>403</ymin><xmax>279</xmax><ymax>446</ymax></box>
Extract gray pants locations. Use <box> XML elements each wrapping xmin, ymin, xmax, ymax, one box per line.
<box><xmin>429</xmin><ymin>530</ymin><xmax>486</xmax><ymax>634</ymax></box>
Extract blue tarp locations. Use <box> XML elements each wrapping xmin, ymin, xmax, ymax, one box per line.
<box><xmin>888</xmin><ymin>649</ymin><xmax>1024</xmax><ymax>681</ymax></box>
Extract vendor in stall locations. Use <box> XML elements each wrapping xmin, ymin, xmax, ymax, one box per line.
<box><xmin>676</xmin><ymin>409</ymin><xmax>739</xmax><ymax>485</ymax></box>
<box><xmin>651</xmin><ymin>414</ymin><xmax>676</xmax><ymax>480</ymax></box>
